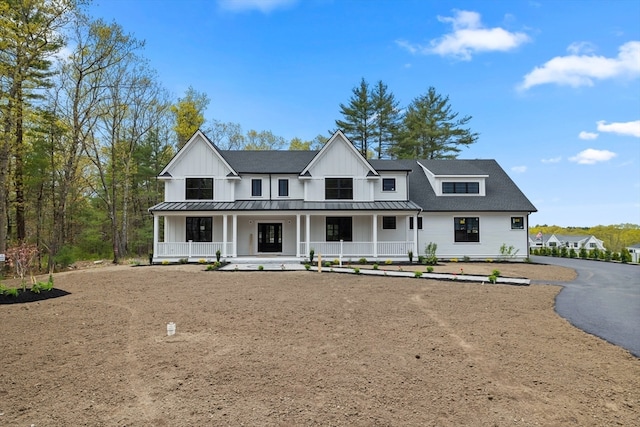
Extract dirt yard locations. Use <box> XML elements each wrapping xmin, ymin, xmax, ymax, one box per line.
<box><xmin>0</xmin><ymin>262</ymin><xmax>637</xmax><ymax>426</ymax></box>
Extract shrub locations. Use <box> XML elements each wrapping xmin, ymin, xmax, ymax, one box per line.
<box><xmin>258</xmin><ymin>265</ymin><xmax>264</xmax><ymax>271</ymax></box>
<box><xmin>304</xmin><ymin>264</ymin><xmax>311</xmax><ymax>271</ymax></box>
<box><xmin>198</xmin><ymin>259</ymin><xmax>206</xmax><ymax>264</ymax></box>
<box><xmin>408</xmin><ymin>250</ymin><xmax>413</xmax><ymax>263</ymax></box>
<box><xmin>579</xmin><ymin>248</ymin><xmax>588</xmax><ymax>259</ymax></box>
<box><xmin>372</xmin><ymin>263</ymin><xmax>379</xmax><ymax>270</ymax></box>
<box><xmin>426</xmin><ymin>266</ymin><xmax>434</xmax><ymax>273</ymax></box>
<box><xmin>463</xmin><ymin>255</ymin><xmax>470</xmax><ymax>262</ymax></box>
<box><xmin>559</xmin><ymin>246</ymin><xmax>568</xmax><ymax>258</ymax></box>
<box><xmin>414</xmin><ymin>271</ymin><xmax>422</xmax><ymax>278</ymax></box>
<box><xmin>620</xmin><ymin>250</ymin><xmax>631</xmax><ymax>263</ymax></box>
<box><xmin>492</xmin><ymin>269</ymin><xmax>501</xmax><ymax>277</ymax></box>
<box><xmin>417</xmin><ymin>255</ymin><xmax>425</xmax><ymax>264</ymax></box>
<box><xmin>178</xmin><ymin>258</ymin><xmax>188</xmax><ymax>264</ymax></box>
<box><xmin>309</xmin><ymin>248</ymin><xmax>315</xmax><ymax>263</ymax></box>
<box><xmin>450</xmin><ymin>258</ymin><xmax>458</xmax><ymax>263</ymax></box>
<box><xmin>4</xmin><ymin>287</ymin><xmax>19</xmax><ymax>297</ymax></box>
<box><xmin>353</xmin><ymin>267</ymin><xmax>360</xmax><ymax>274</ymax></box>
<box><xmin>424</xmin><ymin>242</ymin><xmax>438</xmax><ymax>265</ymax></box>
<box><xmin>215</xmin><ymin>249</ymin><xmax>221</xmax><ymax>262</ymax></box>
<box><xmin>358</xmin><ymin>258</ymin><xmax>367</xmax><ymax>264</ymax></box>
<box><xmin>323</xmin><ymin>261</ymin><xmax>331</xmax><ymax>268</ymax></box>
<box><xmin>569</xmin><ymin>248</ymin><xmax>577</xmax><ymax>258</ymax></box>
<box><xmin>499</xmin><ymin>243</ymin><xmax>519</xmax><ymax>259</ymax></box>
<box><xmin>161</xmin><ymin>260</ymin><xmax>170</xmax><ymax>265</ymax></box>
<box><xmin>488</xmin><ymin>275</ymin><xmax>498</xmax><ymax>284</ymax></box>
<box><xmin>385</xmin><ymin>259</ymin><xmax>393</xmax><ymax>265</ymax></box>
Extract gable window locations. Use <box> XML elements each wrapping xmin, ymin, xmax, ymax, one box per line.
<box><xmin>409</xmin><ymin>217</ymin><xmax>423</xmax><ymax>230</ymax></box>
<box><xmin>186</xmin><ymin>178</ymin><xmax>213</xmax><ymax>200</ymax></box>
<box><xmin>382</xmin><ymin>178</ymin><xmax>396</xmax><ymax>192</ymax></box>
<box><xmin>186</xmin><ymin>217</ymin><xmax>212</xmax><ymax>242</ymax></box>
<box><xmin>382</xmin><ymin>216</ymin><xmax>396</xmax><ymax>229</ymax></box>
<box><xmin>252</xmin><ymin>179</ymin><xmax>262</xmax><ymax>197</ymax></box>
<box><xmin>454</xmin><ymin>217</ymin><xmax>479</xmax><ymax>242</ymax></box>
<box><xmin>443</xmin><ymin>182</ymin><xmax>479</xmax><ymax>194</ymax></box>
<box><xmin>325</xmin><ymin>178</ymin><xmax>353</xmax><ymax>200</ymax></box>
<box><xmin>278</xmin><ymin>179</ymin><xmax>289</xmax><ymax>197</ymax></box>
<box><xmin>511</xmin><ymin>216</ymin><xmax>524</xmax><ymax>229</ymax></box>
<box><xmin>326</xmin><ymin>217</ymin><xmax>352</xmax><ymax>241</ymax></box>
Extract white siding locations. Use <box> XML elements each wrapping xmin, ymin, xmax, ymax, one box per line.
<box><xmin>418</xmin><ymin>212</ymin><xmax>530</xmax><ymax>260</ymax></box>
<box><xmin>235</xmin><ymin>175</ymin><xmax>304</xmax><ymax>200</ymax></box>
<box><xmin>374</xmin><ymin>173</ymin><xmax>409</xmax><ymax>201</ymax></box>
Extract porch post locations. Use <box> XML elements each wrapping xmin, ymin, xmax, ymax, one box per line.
<box><xmin>295</xmin><ymin>214</ymin><xmax>301</xmax><ymax>257</ymax></box>
<box><xmin>222</xmin><ymin>214</ymin><xmax>228</xmax><ymax>258</ymax></box>
<box><xmin>413</xmin><ymin>213</ymin><xmax>419</xmax><ymax>256</ymax></box>
<box><xmin>372</xmin><ymin>214</ymin><xmax>378</xmax><ymax>258</ymax></box>
<box><xmin>232</xmin><ymin>214</ymin><xmax>238</xmax><ymax>257</ymax></box>
<box><xmin>153</xmin><ymin>214</ymin><xmax>159</xmax><ymax>258</ymax></box>
<box><xmin>305</xmin><ymin>214</ymin><xmax>311</xmax><ymax>257</ymax></box>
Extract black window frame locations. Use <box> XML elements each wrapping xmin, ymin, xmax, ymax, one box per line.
<box><xmin>251</xmin><ymin>179</ymin><xmax>262</xmax><ymax>197</ymax></box>
<box><xmin>382</xmin><ymin>216</ymin><xmax>396</xmax><ymax>230</ymax></box>
<box><xmin>326</xmin><ymin>217</ymin><xmax>353</xmax><ymax>241</ymax></box>
<box><xmin>382</xmin><ymin>178</ymin><xmax>396</xmax><ymax>192</ymax></box>
<box><xmin>511</xmin><ymin>216</ymin><xmax>524</xmax><ymax>229</ymax></box>
<box><xmin>443</xmin><ymin>182</ymin><xmax>480</xmax><ymax>194</ymax></box>
<box><xmin>185</xmin><ymin>178</ymin><xmax>213</xmax><ymax>200</ymax></box>
<box><xmin>409</xmin><ymin>217</ymin><xmax>423</xmax><ymax>230</ymax></box>
<box><xmin>325</xmin><ymin>178</ymin><xmax>353</xmax><ymax>200</ymax></box>
<box><xmin>454</xmin><ymin>217</ymin><xmax>480</xmax><ymax>243</ymax></box>
<box><xmin>186</xmin><ymin>217</ymin><xmax>212</xmax><ymax>242</ymax></box>
<box><xmin>278</xmin><ymin>179</ymin><xmax>289</xmax><ymax>197</ymax></box>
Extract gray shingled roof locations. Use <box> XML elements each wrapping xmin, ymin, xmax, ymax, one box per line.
<box><xmin>220</xmin><ymin>150</ymin><xmax>318</xmax><ymax>174</ymax></box>
<box><xmin>400</xmin><ymin>159</ymin><xmax>537</xmax><ymax>212</ymax></box>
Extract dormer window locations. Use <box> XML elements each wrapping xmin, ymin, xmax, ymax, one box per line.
<box><xmin>382</xmin><ymin>178</ymin><xmax>396</xmax><ymax>192</ymax></box>
<box><xmin>186</xmin><ymin>178</ymin><xmax>213</xmax><ymax>200</ymax></box>
<box><xmin>325</xmin><ymin>178</ymin><xmax>353</xmax><ymax>200</ymax></box>
<box><xmin>443</xmin><ymin>182</ymin><xmax>479</xmax><ymax>194</ymax></box>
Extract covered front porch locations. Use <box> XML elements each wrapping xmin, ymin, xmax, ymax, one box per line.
<box><xmin>150</xmin><ymin>203</ymin><xmax>421</xmax><ymax>263</ymax></box>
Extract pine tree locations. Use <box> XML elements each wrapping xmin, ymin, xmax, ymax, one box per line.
<box><xmin>390</xmin><ymin>87</ymin><xmax>478</xmax><ymax>159</ymax></box>
<box><xmin>370</xmin><ymin>81</ymin><xmax>400</xmax><ymax>159</ymax></box>
<box><xmin>335</xmin><ymin>78</ymin><xmax>374</xmax><ymax>157</ymax></box>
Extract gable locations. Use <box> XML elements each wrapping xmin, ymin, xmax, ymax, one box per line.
<box><xmin>301</xmin><ymin>130</ymin><xmax>378</xmax><ymax>178</ymax></box>
<box><xmin>159</xmin><ymin>130</ymin><xmax>237</xmax><ymax>178</ymax></box>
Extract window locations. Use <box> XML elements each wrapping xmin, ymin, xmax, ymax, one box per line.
<box><xmin>382</xmin><ymin>178</ymin><xmax>396</xmax><ymax>192</ymax></box>
<box><xmin>186</xmin><ymin>217</ymin><xmax>212</xmax><ymax>242</ymax></box>
<box><xmin>443</xmin><ymin>182</ymin><xmax>480</xmax><ymax>194</ymax></box>
<box><xmin>589</xmin><ymin>243</ymin><xmax>596</xmax><ymax>248</ymax></box>
<box><xmin>326</xmin><ymin>217</ymin><xmax>352</xmax><ymax>241</ymax></box>
<box><xmin>454</xmin><ymin>217</ymin><xmax>479</xmax><ymax>242</ymax></box>
<box><xmin>382</xmin><ymin>216</ymin><xmax>396</xmax><ymax>229</ymax></box>
<box><xmin>409</xmin><ymin>217</ymin><xmax>423</xmax><ymax>230</ymax></box>
<box><xmin>278</xmin><ymin>179</ymin><xmax>289</xmax><ymax>197</ymax></box>
<box><xmin>185</xmin><ymin>178</ymin><xmax>213</xmax><ymax>200</ymax></box>
<box><xmin>511</xmin><ymin>216</ymin><xmax>524</xmax><ymax>229</ymax></box>
<box><xmin>251</xmin><ymin>179</ymin><xmax>262</xmax><ymax>197</ymax></box>
<box><xmin>325</xmin><ymin>178</ymin><xmax>353</xmax><ymax>200</ymax></box>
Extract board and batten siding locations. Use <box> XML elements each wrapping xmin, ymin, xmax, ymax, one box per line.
<box><xmin>419</xmin><ymin>212</ymin><xmax>530</xmax><ymax>260</ymax></box>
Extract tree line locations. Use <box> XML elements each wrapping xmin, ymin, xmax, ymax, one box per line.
<box><xmin>0</xmin><ymin>0</ymin><xmax>480</xmax><ymax>270</ymax></box>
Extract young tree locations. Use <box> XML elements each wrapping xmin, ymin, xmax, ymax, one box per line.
<box><xmin>335</xmin><ymin>78</ymin><xmax>374</xmax><ymax>157</ymax></box>
<box><xmin>244</xmin><ymin>130</ymin><xmax>285</xmax><ymax>150</ymax></box>
<box><xmin>171</xmin><ymin>86</ymin><xmax>209</xmax><ymax>148</ymax></box>
<box><xmin>390</xmin><ymin>87</ymin><xmax>479</xmax><ymax>159</ymax></box>
<box><xmin>370</xmin><ymin>80</ymin><xmax>400</xmax><ymax>159</ymax></box>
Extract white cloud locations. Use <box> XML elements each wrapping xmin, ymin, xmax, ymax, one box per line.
<box><xmin>217</xmin><ymin>0</ymin><xmax>296</xmax><ymax>13</ymax></box>
<box><xmin>511</xmin><ymin>165</ymin><xmax>527</xmax><ymax>173</ymax></box>
<box><xmin>541</xmin><ymin>156</ymin><xmax>562</xmax><ymax>163</ymax></box>
<box><xmin>396</xmin><ymin>10</ymin><xmax>530</xmax><ymax>60</ymax></box>
<box><xmin>596</xmin><ymin>120</ymin><xmax>640</xmax><ymax>137</ymax></box>
<box><xmin>567</xmin><ymin>41</ymin><xmax>596</xmax><ymax>55</ymax></box>
<box><xmin>520</xmin><ymin>41</ymin><xmax>640</xmax><ymax>90</ymax></box>
<box><xmin>569</xmin><ymin>148</ymin><xmax>617</xmax><ymax>164</ymax></box>
<box><xmin>579</xmin><ymin>131</ymin><xmax>599</xmax><ymax>140</ymax></box>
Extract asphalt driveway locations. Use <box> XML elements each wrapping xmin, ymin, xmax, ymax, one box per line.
<box><xmin>530</xmin><ymin>256</ymin><xmax>640</xmax><ymax>357</ymax></box>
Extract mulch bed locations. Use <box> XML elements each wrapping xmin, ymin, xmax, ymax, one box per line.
<box><xmin>0</xmin><ymin>288</ymin><xmax>71</xmax><ymax>305</ymax></box>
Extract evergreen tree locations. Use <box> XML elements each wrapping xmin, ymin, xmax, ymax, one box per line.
<box><xmin>390</xmin><ymin>87</ymin><xmax>478</xmax><ymax>159</ymax></box>
<box><xmin>370</xmin><ymin>80</ymin><xmax>400</xmax><ymax>159</ymax></box>
<box><xmin>335</xmin><ymin>78</ymin><xmax>374</xmax><ymax>157</ymax></box>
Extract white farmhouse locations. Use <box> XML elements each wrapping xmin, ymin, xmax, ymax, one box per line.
<box><xmin>149</xmin><ymin>130</ymin><xmax>537</xmax><ymax>263</ymax></box>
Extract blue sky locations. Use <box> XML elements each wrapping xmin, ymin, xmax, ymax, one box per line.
<box><xmin>86</xmin><ymin>0</ymin><xmax>640</xmax><ymax>227</ymax></box>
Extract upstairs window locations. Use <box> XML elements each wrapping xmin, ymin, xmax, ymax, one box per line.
<box><xmin>186</xmin><ymin>178</ymin><xmax>213</xmax><ymax>200</ymax></box>
<box><xmin>278</xmin><ymin>179</ymin><xmax>289</xmax><ymax>197</ymax></box>
<box><xmin>325</xmin><ymin>178</ymin><xmax>353</xmax><ymax>200</ymax></box>
<box><xmin>443</xmin><ymin>182</ymin><xmax>479</xmax><ymax>194</ymax></box>
<box><xmin>252</xmin><ymin>179</ymin><xmax>262</xmax><ymax>197</ymax></box>
<box><xmin>382</xmin><ymin>178</ymin><xmax>396</xmax><ymax>192</ymax></box>
<box><xmin>454</xmin><ymin>217</ymin><xmax>479</xmax><ymax>242</ymax></box>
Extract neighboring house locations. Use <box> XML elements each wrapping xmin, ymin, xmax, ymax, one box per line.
<box><xmin>149</xmin><ymin>130</ymin><xmax>536</xmax><ymax>263</ymax></box>
<box><xmin>529</xmin><ymin>233</ymin><xmax>606</xmax><ymax>251</ymax></box>
<box><xmin>628</xmin><ymin>244</ymin><xmax>640</xmax><ymax>263</ymax></box>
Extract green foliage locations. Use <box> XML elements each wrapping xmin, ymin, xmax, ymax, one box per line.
<box><xmin>426</xmin><ymin>266</ymin><xmax>434</xmax><ymax>273</ymax></box>
<box><xmin>492</xmin><ymin>269</ymin><xmax>501</xmax><ymax>277</ymax></box>
<box><xmin>620</xmin><ymin>250</ymin><xmax>632</xmax><ymax>263</ymax></box>
<box><xmin>215</xmin><ymin>250</ymin><xmax>221</xmax><ymax>262</ymax></box>
<box><xmin>408</xmin><ymin>250</ymin><xmax>413</xmax><ymax>263</ymax></box>
<box><xmin>358</xmin><ymin>257</ymin><xmax>367</xmax><ymax>264</ymax></box>
<box><xmin>414</xmin><ymin>271</ymin><xmax>423</xmax><ymax>278</ymax></box>
<box><xmin>171</xmin><ymin>86</ymin><xmax>209</xmax><ymax>148</ymax></box>
<box><xmin>304</xmin><ymin>264</ymin><xmax>311</xmax><ymax>271</ymax></box>
<box><xmin>499</xmin><ymin>243</ymin><xmax>519</xmax><ymax>259</ymax></box>
<box><xmin>560</xmin><ymin>246</ymin><xmax>568</xmax><ymax>258</ymax></box>
<box><xmin>258</xmin><ymin>265</ymin><xmax>264</xmax><ymax>271</ymax></box>
<box><xmin>353</xmin><ymin>267</ymin><xmax>360</xmax><ymax>274</ymax></box>
<box><xmin>424</xmin><ymin>242</ymin><xmax>438</xmax><ymax>265</ymax></box>
<box><xmin>529</xmin><ymin>224</ymin><xmax>640</xmax><ymax>253</ymax></box>
<box><xmin>488</xmin><ymin>275</ymin><xmax>498</xmax><ymax>284</ymax></box>
<box><xmin>309</xmin><ymin>248</ymin><xmax>314</xmax><ymax>263</ymax></box>
<box><xmin>579</xmin><ymin>247</ymin><xmax>588</xmax><ymax>259</ymax></box>
<box><xmin>372</xmin><ymin>263</ymin><xmax>379</xmax><ymax>270</ymax></box>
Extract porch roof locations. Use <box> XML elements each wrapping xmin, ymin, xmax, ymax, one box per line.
<box><xmin>149</xmin><ymin>200</ymin><xmax>422</xmax><ymax>213</ymax></box>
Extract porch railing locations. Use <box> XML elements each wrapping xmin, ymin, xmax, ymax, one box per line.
<box><xmin>300</xmin><ymin>241</ymin><xmax>414</xmax><ymax>258</ymax></box>
<box><xmin>156</xmin><ymin>241</ymin><xmax>229</xmax><ymax>258</ymax></box>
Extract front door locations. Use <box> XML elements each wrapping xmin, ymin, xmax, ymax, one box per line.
<box><xmin>258</xmin><ymin>223</ymin><xmax>282</xmax><ymax>253</ymax></box>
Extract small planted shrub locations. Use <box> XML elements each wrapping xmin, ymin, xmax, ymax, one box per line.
<box><xmin>492</xmin><ymin>269</ymin><xmax>501</xmax><ymax>277</ymax></box>
<box><xmin>323</xmin><ymin>261</ymin><xmax>331</xmax><ymax>268</ymax></box>
<box><xmin>569</xmin><ymin>248</ymin><xmax>577</xmax><ymax>258</ymax></box>
<box><xmin>418</xmin><ymin>255</ymin><xmax>425</xmax><ymax>264</ymax></box>
<box><xmin>424</xmin><ymin>242</ymin><xmax>438</xmax><ymax>265</ymax></box>
<box><xmin>414</xmin><ymin>271</ymin><xmax>422</xmax><ymax>278</ymax></box>
<box><xmin>215</xmin><ymin>249</ymin><xmax>221</xmax><ymax>263</ymax></box>
<box><xmin>309</xmin><ymin>248</ymin><xmax>315</xmax><ymax>263</ymax></box>
<box><xmin>408</xmin><ymin>250</ymin><xmax>413</xmax><ymax>264</ymax></box>
<box><xmin>579</xmin><ymin>248</ymin><xmax>588</xmax><ymax>259</ymax></box>
<box><xmin>198</xmin><ymin>259</ymin><xmax>207</xmax><ymax>264</ymax></box>
<box><xmin>258</xmin><ymin>265</ymin><xmax>264</xmax><ymax>271</ymax></box>
<box><xmin>304</xmin><ymin>263</ymin><xmax>311</xmax><ymax>271</ymax></box>
<box><xmin>450</xmin><ymin>258</ymin><xmax>458</xmax><ymax>263</ymax></box>
<box><xmin>4</xmin><ymin>287</ymin><xmax>19</xmax><ymax>297</ymax></box>
<box><xmin>499</xmin><ymin>243</ymin><xmax>519</xmax><ymax>259</ymax></box>
<box><xmin>426</xmin><ymin>266</ymin><xmax>434</xmax><ymax>273</ymax></box>
<box><xmin>463</xmin><ymin>255</ymin><xmax>470</xmax><ymax>262</ymax></box>
<box><xmin>372</xmin><ymin>263</ymin><xmax>379</xmax><ymax>270</ymax></box>
<box><xmin>358</xmin><ymin>258</ymin><xmax>367</xmax><ymax>264</ymax></box>
<box><xmin>488</xmin><ymin>275</ymin><xmax>498</xmax><ymax>284</ymax></box>
<box><xmin>385</xmin><ymin>259</ymin><xmax>393</xmax><ymax>265</ymax></box>
<box><xmin>179</xmin><ymin>258</ymin><xmax>188</xmax><ymax>264</ymax></box>
<box><xmin>161</xmin><ymin>260</ymin><xmax>170</xmax><ymax>265</ymax></box>
<box><xmin>353</xmin><ymin>267</ymin><xmax>360</xmax><ymax>274</ymax></box>
<box><xmin>206</xmin><ymin>264</ymin><xmax>216</xmax><ymax>271</ymax></box>
<box><xmin>332</xmin><ymin>259</ymin><xmax>340</xmax><ymax>265</ymax></box>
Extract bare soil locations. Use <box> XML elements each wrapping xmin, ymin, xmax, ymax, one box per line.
<box><xmin>1</xmin><ymin>262</ymin><xmax>637</xmax><ymax>426</ymax></box>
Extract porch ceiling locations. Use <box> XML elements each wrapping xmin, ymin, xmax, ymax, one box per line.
<box><xmin>149</xmin><ymin>200</ymin><xmax>422</xmax><ymax>213</ymax></box>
